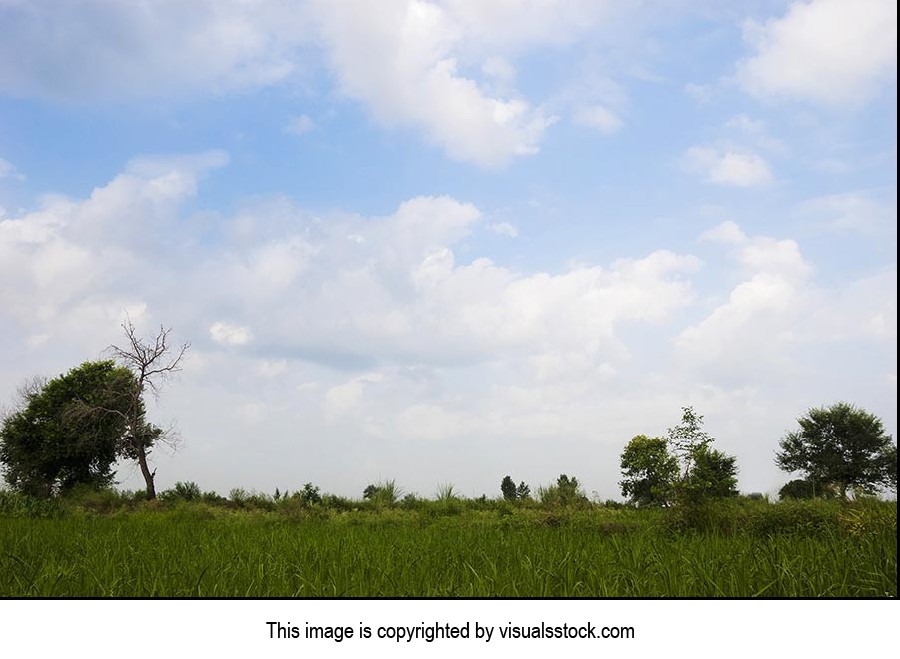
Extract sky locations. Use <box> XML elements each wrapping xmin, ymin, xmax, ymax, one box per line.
<box><xmin>0</xmin><ymin>0</ymin><xmax>896</xmax><ymax>501</ymax></box>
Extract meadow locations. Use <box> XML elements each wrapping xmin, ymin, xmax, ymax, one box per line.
<box><xmin>0</xmin><ymin>491</ymin><xmax>895</xmax><ymax>597</ymax></box>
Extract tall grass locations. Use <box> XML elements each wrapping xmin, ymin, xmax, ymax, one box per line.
<box><xmin>0</xmin><ymin>497</ymin><xmax>894</xmax><ymax>597</ymax></box>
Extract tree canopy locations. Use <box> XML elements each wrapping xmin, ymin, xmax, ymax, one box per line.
<box><xmin>619</xmin><ymin>434</ymin><xmax>678</xmax><ymax>506</ymax></box>
<box><xmin>776</xmin><ymin>402</ymin><xmax>896</xmax><ymax>499</ymax></box>
<box><xmin>0</xmin><ymin>361</ymin><xmax>137</xmax><ymax>497</ymax></box>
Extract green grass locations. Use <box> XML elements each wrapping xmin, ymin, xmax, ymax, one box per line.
<box><xmin>0</xmin><ymin>497</ymin><xmax>895</xmax><ymax>597</ymax></box>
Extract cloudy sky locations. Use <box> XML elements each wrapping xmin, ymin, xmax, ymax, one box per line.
<box><xmin>0</xmin><ymin>0</ymin><xmax>895</xmax><ymax>500</ymax></box>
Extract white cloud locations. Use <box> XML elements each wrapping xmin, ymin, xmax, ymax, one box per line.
<box><xmin>796</xmin><ymin>192</ymin><xmax>896</xmax><ymax>233</ymax></box>
<box><xmin>677</xmin><ymin>226</ymin><xmax>814</xmax><ymax>379</ymax></box>
<box><xmin>210</xmin><ymin>322</ymin><xmax>253</xmax><ymax>346</ymax></box>
<box><xmin>685</xmin><ymin>146</ymin><xmax>774</xmax><ymax>187</ymax></box>
<box><xmin>488</xmin><ymin>222</ymin><xmax>518</xmax><ymax>237</ymax></box>
<box><xmin>699</xmin><ymin>220</ymin><xmax>748</xmax><ymax>245</ymax></box>
<box><xmin>2</xmin><ymin>154</ymin><xmax>894</xmax><ymax>499</ymax></box>
<box><xmin>284</xmin><ymin>114</ymin><xmax>315</xmax><ymax>135</ymax></box>
<box><xmin>0</xmin><ymin>158</ymin><xmax>25</xmax><ymax>181</ymax></box>
<box><xmin>736</xmin><ymin>0</ymin><xmax>897</xmax><ymax>106</ymax></box>
<box><xmin>312</xmin><ymin>0</ymin><xmax>559</xmax><ymax>167</ymax></box>
<box><xmin>574</xmin><ymin>104</ymin><xmax>623</xmax><ymax>134</ymax></box>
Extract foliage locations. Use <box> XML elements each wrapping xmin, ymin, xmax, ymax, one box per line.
<box><xmin>516</xmin><ymin>481</ymin><xmax>531</xmax><ymax>500</ymax></box>
<box><xmin>435</xmin><ymin>482</ymin><xmax>457</xmax><ymax>503</ymax></box>
<box><xmin>0</xmin><ymin>498</ymin><xmax>894</xmax><ymax>597</ymax></box>
<box><xmin>619</xmin><ymin>435</ymin><xmax>679</xmax><ymax>507</ymax></box>
<box><xmin>0</xmin><ymin>361</ymin><xmax>137</xmax><ymax>497</ymax></box>
<box><xmin>667</xmin><ymin>406</ymin><xmax>712</xmax><ymax>476</ymax></box>
<box><xmin>776</xmin><ymin>402</ymin><xmax>896</xmax><ymax>499</ymax></box>
<box><xmin>665</xmin><ymin>407</ymin><xmax>739</xmax><ymax>506</ymax></box>
<box><xmin>0</xmin><ymin>490</ymin><xmax>66</xmax><ymax>518</ymax></box>
<box><xmin>779</xmin><ymin>478</ymin><xmax>829</xmax><ymax>500</ymax></box>
<box><xmin>539</xmin><ymin>474</ymin><xmax>588</xmax><ymax>507</ymax></box>
<box><xmin>500</xmin><ymin>475</ymin><xmax>517</xmax><ymax>500</ymax></box>
<box><xmin>683</xmin><ymin>445</ymin><xmax>738</xmax><ymax>501</ymax></box>
<box><xmin>363</xmin><ymin>479</ymin><xmax>402</xmax><ymax>507</ymax></box>
<box><xmin>161</xmin><ymin>481</ymin><xmax>202</xmax><ymax>502</ymax></box>
<box><xmin>297</xmin><ymin>482</ymin><xmax>322</xmax><ymax>505</ymax></box>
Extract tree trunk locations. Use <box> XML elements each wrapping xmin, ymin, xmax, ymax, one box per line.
<box><xmin>136</xmin><ymin>449</ymin><xmax>156</xmax><ymax>500</ymax></box>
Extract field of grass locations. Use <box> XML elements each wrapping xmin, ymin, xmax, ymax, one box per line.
<box><xmin>0</xmin><ymin>493</ymin><xmax>895</xmax><ymax>597</ymax></box>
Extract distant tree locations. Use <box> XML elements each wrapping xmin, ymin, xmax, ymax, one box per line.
<box><xmin>778</xmin><ymin>478</ymin><xmax>823</xmax><ymax>500</ymax></box>
<box><xmin>540</xmin><ymin>474</ymin><xmax>586</xmax><ymax>506</ymax></box>
<box><xmin>665</xmin><ymin>407</ymin><xmax>739</xmax><ymax>505</ymax></box>
<box><xmin>105</xmin><ymin>317</ymin><xmax>189</xmax><ymax>500</ymax></box>
<box><xmin>0</xmin><ymin>361</ymin><xmax>135</xmax><ymax>497</ymax></box>
<box><xmin>500</xmin><ymin>475</ymin><xmax>517</xmax><ymax>501</ymax></box>
<box><xmin>667</xmin><ymin>406</ymin><xmax>713</xmax><ymax>477</ymax></box>
<box><xmin>516</xmin><ymin>480</ymin><xmax>531</xmax><ymax>500</ymax></box>
<box><xmin>298</xmin><ymin>482</ymin><xmax>321</xmax><ymax>505</ymax></box>
<box><xmin>686</xmin><ymin>445</ymin><xmax>738</xmax><ymax>500</ymax></box>
<box><xmin>776</xmin><ymin>402</ymin><xmax>896</xmax><ymax>499</ymax></box>
<box><xmin>619</xmin><ymin>434</ymin><xmax>679</xmax><ymax>506</ymax></box>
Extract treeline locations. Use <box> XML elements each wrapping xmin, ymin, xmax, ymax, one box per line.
<box><xmin>0</xmin><ymin>323</ymin><xmax>896</xmax><ymax>505</ymax></box>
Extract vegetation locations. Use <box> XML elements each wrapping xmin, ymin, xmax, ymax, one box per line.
<box><xmin>667</xmin><ymin>407</ymin><xmax>739</xmax><ymax>505</ymax></box>
<box><xmin>619</xmin><ymin>435</ymin><xmax>678</xmax><ymax>506</ymax></box>
<box><xmin>0</xmin><ymin>489</ymin><xmax>894</xmax><ymax>597</ymax></box>
<box><xmin>0</xmin><ymin>335</ymin><xmax>896</xmax><ymax>597</ymax></box>
<box><xmin>0</xmin><ymin>361</ymin><xmax>136</xmax><ymax>497</ymax></box>
<box><xmin>777</xmin><ymin>402</ymin><xmax>897</xmax><ymax>499</ymax></box>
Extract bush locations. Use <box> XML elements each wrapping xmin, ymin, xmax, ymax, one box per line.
<box><xmin>0</xmin><ymin>490</ymin><xmax>66</xmax><ymax>518</ymax></box>
<box><xmin>160</xmin><ymin>481</ymin><xmax>202</xmax><ymax>502</ymax></box>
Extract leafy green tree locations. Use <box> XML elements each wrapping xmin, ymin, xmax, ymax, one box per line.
<box><xmin>667</xmin><ymin>406</ymin><xmax>713</xmax><ymax>477</ymax></box>
<box><xmin>539</xmin><ymin>474</ymin><xmax>586</xmax><ymax>506</ymax></box>
<box><xmin>778</xmin><ymin>478</ymin><xmax>827</xmax><ymax>500</ymax></box>
<box><xmin>685</xmin><ymin>445</ymin><xmax>738</xmax><ymax>500</ymax></box>
<box><xmin>516</xmin><ymin>480</ymin><xmax>531</xmax><ymax>500</ymax></box>
<box><xmin>0</xmin><ymin>361</ymin><xmax>136</xmax><ymax>497</ymax></box>
<box><xmin>666</xmin><ymin>407</ymin><xmax>739</xmax><ymax>504</ymax></box>
<box><xmin>619</xmin><ymin>434</ymin><xmax>679</xmax><ymax>506</ymax></box>
<box><xmin>776</xmin><ymin>402</ymin><xmax>896</xmax><ymax>499</ymax></box>
<box><xmin>500</xmin><ymin>475</ymin><xmax>517</xmax><ymax>500</ymax></box>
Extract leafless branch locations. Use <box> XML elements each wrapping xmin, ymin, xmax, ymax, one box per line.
<box><xmin>106</xmin><ymin>315</ymin><xmax>190</xmax><ymax>399</ymax></box>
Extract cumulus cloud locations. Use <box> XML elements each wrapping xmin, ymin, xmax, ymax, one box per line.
<box><xmin>685</xmin><ymin>146</ymin><xmax>774</xmax><ymax>187</ymax></box>
<box><xmin>0</xmin><ymin>150</ymin><xmax>227</xmax><ymax>347</ymax></box>
<box><xmin>210</xmin><ymin>322</ymin><xmax>253</xmax><ymax>346</ymax></box>
<box><xmin>735</xmin><ymin>0</ymin><xmax>897</xmax><ymax>106</ymax></box>
<box><xmin>699</xmin><ymin>220</ymin><xmax>748</xmax><ymax>245</ymax></box>
<box><xmin>311</xmin><ymin>0</ymin><xmax>560</xmax><ymax>166</ymax></box>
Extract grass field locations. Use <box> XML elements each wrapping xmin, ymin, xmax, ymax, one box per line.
<box><xmin>0</xmin><ymin>493</ymin><xmax>895</xmax><ymax>597</ymax></box>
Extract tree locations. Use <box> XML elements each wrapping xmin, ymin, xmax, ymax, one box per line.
<box><xmin>619</xmin><ymin>434</ymin><xmax>678</xmax><ymax>506</ymax></box>
<box><xmin>778</xmin><ymin>478</ymin><xmax>829</xmax><ymax>500</ymax></box>
<box><xmin>667</xmin><ymin>406</ymin><xmax>712</xmax><ymax>478</ymax></box>
<box><xmin>500</xmin><ymin>475</ymin><xmax>517</xmax><ymax>501</ymax></box>
<box><xmin>686</xmin><ymin>445</ymin><xmax>738</xmax><ymax>499</ymax></box>
<box><xmin>516</xmin><ymin>480</ymin><xmax>531</xmax><ymax>500</ymax></box>
<box><xmin>776</xmin><ymin>402</ymin><xmax>896</xmax><ymax>499</ymax></box>
<box><xmin>106</xmin><ymin>318</ymin><xmax>189</xmax><ymax>500</ymax></box>
<box><xmin>0</xmin><ymin>361</ymin><xmax>135</xmax><ymax>497</ymax></box>
<box><xmin>666</xmin><ymin>407</ymin><xmax>739</xmax><ymax>504</ymax></box>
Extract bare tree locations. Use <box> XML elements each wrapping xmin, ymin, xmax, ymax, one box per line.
<box><xmin>107</xmin><ymin>317</ymin><xmax>189</xmax><ymax>500</ymax></box>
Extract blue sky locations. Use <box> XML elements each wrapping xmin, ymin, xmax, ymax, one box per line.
<box><xmin>0</xmin><ymin>0</ymin><xmax>896</xmax><ymax>500</ymax></box>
